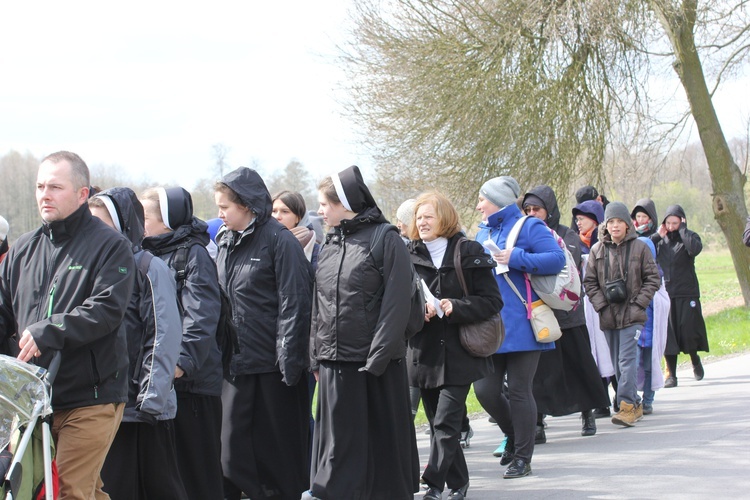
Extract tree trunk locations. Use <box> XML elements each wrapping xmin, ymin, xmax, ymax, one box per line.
<box><xmin>653</xmin><ymin>0</ymin><xmax>750</xmax><ymax>306</ymax></box>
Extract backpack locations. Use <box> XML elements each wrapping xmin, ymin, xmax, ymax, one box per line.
<box><xmin>366</xmin><ymin>224</ymin><xmax>426</xmax><ymax>339</ymax></box>
<box><xmin>505</xmin><ymin>216</ymin><xmax>581</xmax><ymax>311</ymax></box>
<box><xmin>170</xmin><ymin>241</ymin><xmax>240</xmax><ymax>374</ymax></box>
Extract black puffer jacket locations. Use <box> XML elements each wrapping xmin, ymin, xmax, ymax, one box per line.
<box><xmin>523</xmin><ymin>185</ymin><xmax>586</xmax><ymax>329</ymax></box>
<box><xmin>311</xmin><ymin>206</ymin><xmax>413</xmax><ymax>377</ymax></box>
<box><xmin>407</xmin><ymin>235</ymin><xmax>501</xmax><ymax>389</ymax></box>
<box><xmin>653</xmin><ymin>204</ymin><xmax>703</xmax><ymax>298</ymax></box>
<box><xmin>143</xmin><ymin>214</ymin><xmax>224</xmax><ymax>397</ymax></box>
<box><xmin>216</xmin><ymin>168</ymin><xmax>313</xmax><ymax>386</ymax></box>
<box><xmin>0</xmin><ymin>203</ymin><xmax>133</xmax><ymax>410</ymax></box>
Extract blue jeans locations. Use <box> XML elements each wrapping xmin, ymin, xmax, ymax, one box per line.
<box><xmin>604</xmin><ymin>325</ymin><xmax>642</xmax><ymax>406</ymax></box>
<box><xmin>637</xmin><ymin>345</ymin><xmax>655</xmax><ymax>406</ymax></box>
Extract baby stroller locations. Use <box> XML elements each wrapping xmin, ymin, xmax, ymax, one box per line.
<box><xmin>0</xmin><ymin>354</ymin><xmax>58</xmax><ymax>499</ymax></box>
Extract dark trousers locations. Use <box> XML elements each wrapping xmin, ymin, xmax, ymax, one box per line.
<box><xmin>174</xmin><ymin>393</ymin><xmax>224</xmax><ymax>500</ymax></box>
<box><xmin>474</xmin><ymin>351</ymin><xmax>541</xmax><ymax>462</ymax></box>
<box><xmin>421</xmin><ymin>384</ymin><xmax>471</xmax><ymax>492</ymax></box>
<box><xmin>102</xmin><ymin>420</ymin><xmax>187</xmax><ymax>500</ymax></box>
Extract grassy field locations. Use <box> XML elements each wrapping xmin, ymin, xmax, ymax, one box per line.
<box><xmin>412</xmin><ymin>250</ymin><xmax>749</xmax><ymax>427</ymax></box>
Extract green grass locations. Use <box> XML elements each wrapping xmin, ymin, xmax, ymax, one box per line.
<box><xmin>412</xmin><ymin>250</ymin><xmax>749</xmax><ymax>427</ymax></box>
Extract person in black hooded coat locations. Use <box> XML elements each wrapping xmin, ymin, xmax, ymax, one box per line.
<box><xmin>214</xmin><ymin>167</ymin><xmax>314</xmax><ymax>500</ymax></box>
<box><xmin>653</xmin><ymin>204</ymin><xmax>709</xmax><ymax>387</ymax></box>
<box><xmin>307</xmin><ymin>166</ymin><xmax>419</xmax><ymax>500</ymax></box>
<box><xmin>140</xmin><ymin>186</ymin><xmax>225</xmax><ymax>500</ymax></box>
<box><xmin>522</xmin><ymin>186</ymin><xmax>610</xmax><ymax>441</ymax></box>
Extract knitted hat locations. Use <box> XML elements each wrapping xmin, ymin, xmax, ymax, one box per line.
<box><xmin>396</xmin><ymin>199</ymin><xmax>417</xmax><ymax>226</ymax></box>
<box><xmin>332</xmin><ymin>165</ymin><xmax>377</xmax><ymax>213</ymax></box>
<box><xmin>604</xmin><ymin>201</ymin><xmax>632</xmax><ymax>225</ymax></box>
<box><xmin>0</xmin><ymin>216</ymin><xmax>8</xmax><ymax>241</ymax></box>
<box><xmin>479</xmin><ymin>176</ymin><xmax>521</xmax><ymax>209</ymax></box>
<box><xmin>522</xmin><ymin>194</ymin><xmax>545</xmax><ymax>210</ymax></box>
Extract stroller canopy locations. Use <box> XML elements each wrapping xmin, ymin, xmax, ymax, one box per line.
<box><xmin>0</xmin><ymin>355</ymin><xmax>52</xmax><ymax>451</ymax></box>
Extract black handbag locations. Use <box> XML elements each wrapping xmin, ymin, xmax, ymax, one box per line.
<box><xmin>604</xmin><ymin>242</ymin><xmax>631</xmax><ymax>304</ymax></box>
<box><xmin>453</xmin><ymin>237</ymin><xmax>505</xmax><ymax>357</ymax></box>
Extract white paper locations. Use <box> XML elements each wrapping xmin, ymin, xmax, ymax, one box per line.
<box><xmin>421</xmin><ymin>279</ymin><xmax>444</xmax><ymax>318</ymax></box>
<box><xmin>482</xmin><ymin>239</ymin><xmax>509</xmax><ymax>274</ymax></box>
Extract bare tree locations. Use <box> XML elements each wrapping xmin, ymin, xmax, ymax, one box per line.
<box><xmin>342</xmin><ymin>0</ymin><xmax>750</xmax><ymax>304</ymax></box>
<box><xmin>212</xmin><ymin>143</ymin><xmax>231</xmax><ymax>178</ymax></box>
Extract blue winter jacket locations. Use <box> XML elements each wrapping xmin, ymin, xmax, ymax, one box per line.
<box><xmin>476</xmin><ymin>204</ymin><xmax>566</xmax><ymax>354</ymax></box>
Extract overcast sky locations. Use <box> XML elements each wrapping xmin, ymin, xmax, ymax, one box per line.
<box><xmin>1</xmin><ymin>2</ymin><xmax>749</xmax><ymax>191</ymax></box>
<box><xmin>0</xmin><ymin>1</ymin><xmax>369</xmax><ymax>187</ymax></box>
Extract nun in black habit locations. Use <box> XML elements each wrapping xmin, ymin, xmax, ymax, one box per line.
<box><xmin>307</xmin><ymin>166</ymin><xmax>420</xmax><ymax>500</ymax></box>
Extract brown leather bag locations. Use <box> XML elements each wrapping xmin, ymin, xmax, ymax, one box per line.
<box><xmin>453</xmin><ymin>237</ymin><xmax>505</xmax><ymax>357</ymax></box>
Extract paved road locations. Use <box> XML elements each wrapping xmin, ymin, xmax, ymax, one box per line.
<box><xmin>414</xmin><ymin>353</ymin><xmax>750</xmax><ymax>499</ymax></box>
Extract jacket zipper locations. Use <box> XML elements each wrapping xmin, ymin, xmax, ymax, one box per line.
<box><xmin>334</xmin><ymin>231</ymin><xmax>346</xmax><ymax>364</ymax></box>
<box><xmin>47</xmin><ymin>277</ymin><xmax>58</xmax><ymax>318</ymax></box>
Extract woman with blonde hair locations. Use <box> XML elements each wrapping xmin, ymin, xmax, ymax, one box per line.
<box><xmin>407</xmin><ymin>191</ymin><xmax>503</xmax><ymax>500</ymax></box>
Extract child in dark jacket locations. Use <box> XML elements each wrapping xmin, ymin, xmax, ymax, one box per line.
<box><xmin>584</xmin><ymin>202</ymin><xmax>661</xmax><ymax>427</ymax></box>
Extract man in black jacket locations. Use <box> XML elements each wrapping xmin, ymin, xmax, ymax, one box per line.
<box><xmin>0</xmin><ymin>151</ymin><xmax>134</xmax><ymax>499</ymax></box>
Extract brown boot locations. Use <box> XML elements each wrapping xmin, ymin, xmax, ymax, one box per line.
<box><xmin>611</xmin><ymin>401</ymin><xmax>637</xmax><ymax>427</ymax></box>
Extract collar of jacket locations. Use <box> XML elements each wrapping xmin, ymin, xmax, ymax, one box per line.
<box><xmin>42</xmin><ymin>203</ymin><xmax>90</xmax><ymax>243</ymax></box>
<box><xmin>143</xmin><ymin>217</ymin><xmax>210</xmax><ymax>254</ymax></box>
<box><xmin>335</xmin><ymin>206</ymin><xmax>388</xmax><ymax>237</ymax></box>
<box><xmin>480</xmin><ymin>203</ymin><xmax>522</xmax><ymax>230</ymax></box>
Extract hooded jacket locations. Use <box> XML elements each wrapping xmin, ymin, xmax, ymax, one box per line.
<box><xmin>652</xmin><ymin>204</ymin><xmax>703</xmax><ymax>298</ymax></box>
<box><xmin>142</xmin><ymin>189</ymin><xmax>224</xmax><ymax>397</ymax></box>
<box><xmin>0</xmin><ymin>202</ymin><xmax>133</xmax><ymax>410</ymax></box>
<box><xmin>476</xmin><ymin>203</ymin><xmax>566</xmax><ymax>353</ymax></box>
<box><xmin>216</xmin><ymin>168</ymin><xmax>313</xmax><ymax>385</ymax></box>
<box><xmin>523</xmin><ymin>185</ymin><xmax>586</xmax><ymax>329</ymax></box>
<box><xmin>583</xmin><ymin>202</ymin><xmax>661</xmax><ymax>330</ymax></box>
<box><xmin>95</xmin><ymin>187</ymin><xmax>182</xmax><ymax>422</ymax></box>
<box><xmin>630</xmin><ymin>198</ymin><xmax>659</xmax><ymax>239</ymax></box>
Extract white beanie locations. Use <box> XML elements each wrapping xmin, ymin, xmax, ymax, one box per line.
<box><xmin>396</xmin><ymin>199</ymin><xmax>417</xmax><ymax>227</ymax></box>
<box><xmin>0</xmin><ymin>216</ymin><xmax>8</xmax><ymax>241</ymax></box>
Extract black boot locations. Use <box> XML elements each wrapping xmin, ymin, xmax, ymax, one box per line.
<box><xmin>535</xmin><ymin>424</ymin><xmax>546</xmax><ymax>444</ymax></box>
<box><xmin>691</xmin><ymin>353</ymin><xmax>704</xmax><ymax>380</ymax></box>
<box><xmin>581</xmin><ymin>409</ymin><xmax>596</xmax><ymax>436</ymax></box>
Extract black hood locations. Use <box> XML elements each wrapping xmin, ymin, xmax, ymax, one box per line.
<box><xmin>662</xmin><ymin>204</ymin><xmax>687</xmax><ymax>225</ymax></box>
<box><xmin>631</xmin><ymin>198</ymin><xmax>658</xmax><ymax>225</ymax></box>
<box><xmin>523</xmin><ymin>185</ymin><xmax>560</xmax><ymax>230</ymax></box>
<box><xmin>220</xmin><ymin>167</ymin><xmax>272</xmax><ymax>225</ymax></box>
<box><xmin>95</xmin><ymin>187</ymin><xmax>145</xmax><ymax>253</ymax></box>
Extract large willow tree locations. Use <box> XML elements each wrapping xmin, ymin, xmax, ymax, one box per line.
<box><xmin>341</xmin><ymin>0</ymin><xmax>750</xmax><ymax>305</ymax></box>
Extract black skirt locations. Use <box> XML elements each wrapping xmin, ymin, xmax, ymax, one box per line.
<box><xmin>533</xmin><ymin>324</ymin><xmax>611</xmax><ymax>416</ymax></box>
<box><xmin>665</xmin><ymin>297</ymin><xmax>709</xmax><ymax>355</ymax></box>
<box><xmin>310</xmin><ymin>359</ymin><xmax>420</xmax><ymax>500</ymax></box>
<box><xmin>221</xmin><ymin>372</ymin><xmax>310</xmax><ymax>500</ymax></box>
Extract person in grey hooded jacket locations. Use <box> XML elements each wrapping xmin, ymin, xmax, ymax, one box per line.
<box><xmin>90</xmin><ymin>187</ymin><xmax>187</xmax><ymax>500</ymax></box>
<box><xmin>215</xmin><ymin>167</ymin><xmax>314</xmax><ymax>500</ymax></box>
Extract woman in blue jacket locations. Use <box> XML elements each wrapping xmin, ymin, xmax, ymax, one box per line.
<box><xmin>473</xmin><ymin>176</ymin><xmax>565</xmax><ymax>479</ymax></box>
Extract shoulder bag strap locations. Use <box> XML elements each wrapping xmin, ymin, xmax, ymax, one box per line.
<box><xmin>453</xmin><ymin>236</ymin><xmax>469</xmax><ymax>298</ymax></box>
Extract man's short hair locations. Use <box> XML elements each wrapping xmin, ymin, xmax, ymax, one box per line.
<box><xmin>42</xmin><ymin>151</ymin><xmax>90</xmax><ymax>190</ymax></box>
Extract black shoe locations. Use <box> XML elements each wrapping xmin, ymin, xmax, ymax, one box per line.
<box><xmin>693</xmin><ymin>360</ymin><xmax>704</xmax><ymax>381</ymax></box>
<box><xmin>504</xmin><ymin>458</ymin><xmax>531</xmax><ymax>479</ymax></box>
<box><xmin>535</xmin><ymin>425</ymin><xmax>546</xmax><ymax>444</ymax></box>
<box><xmin>612</xmin><ymin>397</ymin><xmax>620</xmax><ymax>413</ymax></box>
<box><xmin>424</xmin><ymin>486</ymin><xmax>442</xmax><ymax>500</ymax></box>
<box><xmin>488</xmin><ymin>416</ymin><xmax>497</xmax><ymax>424</ymax></box>
<box><xmin>499</xmin><ymin>437</ymin><xmax>515</xmax><ymax>466</ymax></box>
<box><xmin>664</xmin><ymin>376</ymin><xmax>677</xmax><ymax>388</ymax></box>
<box><xmin>581</xmin><ymin>410</ymin><xmax>597</xmax><ymax>436</ymax></box>
<box><xmin>459</xmin><ymin>426</ymin><xmax>474</xmax><ymax>448</ymax></box>
<box><xmin>592</xmin><ymin>407</ymin><xmax>611</xmax><ymax>419</ymax></box>
<box><xmin>447</xmin><ymin>481</ymin><xmax>469</xmax><ymax>500</ymax></box>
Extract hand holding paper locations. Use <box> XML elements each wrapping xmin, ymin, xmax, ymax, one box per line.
<box><xmin>482</xmin><ymin>239</ymin><xmax>509</xmax><ymax>274</ymax></box>
<box><xmin>421</xmin><ymin>279</ymin><xmax>444</xmax><ymax>318</ymax></box>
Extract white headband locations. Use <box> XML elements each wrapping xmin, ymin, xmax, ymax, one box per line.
<box><xmin>331</xmin><ymin>174</ymin><xmax>352</xmax><ymax>211</ymax></box>
<box><xmin>99</xmin><ymin>196</ymin><xmax>122</xmax><ymax>233</ymax></box>
<box><xmin>156</xmin><ymin>187</ymin><xmax>172</xmax><ymax>230</ymax></box>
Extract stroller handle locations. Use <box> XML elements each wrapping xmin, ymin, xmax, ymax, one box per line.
<box><xmin>45</xmin><ymin>351</ymin><xmax>62</xmax><ymax>386</ymax></box>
